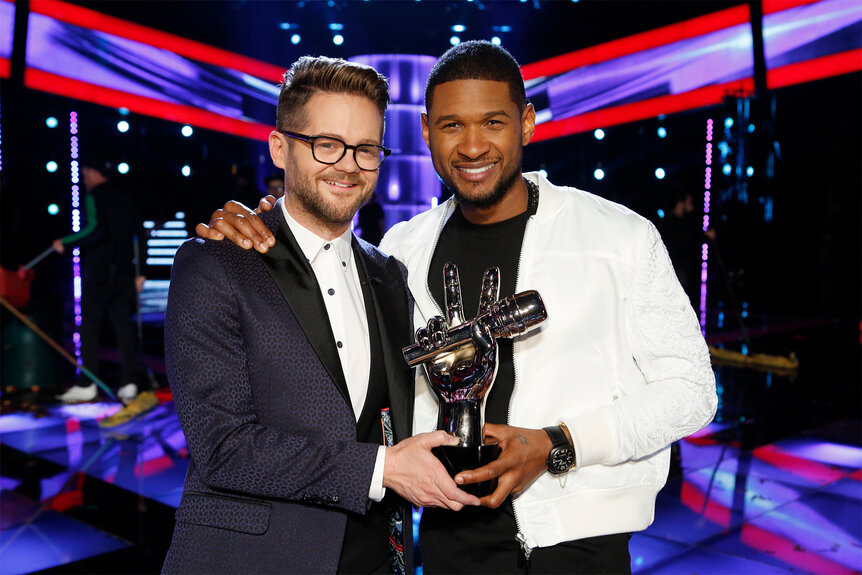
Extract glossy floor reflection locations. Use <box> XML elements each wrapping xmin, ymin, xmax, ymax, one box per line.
<box><xmin>1</xmin><ymin>321</ymin><xmax>860</xmax><ymax>574</ymax></box>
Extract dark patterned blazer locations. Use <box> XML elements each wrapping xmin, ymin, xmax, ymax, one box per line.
<box><xmin>162</xmin><ymin>202</ymin><xmax>414</xmax><ymax>574</ymax></box>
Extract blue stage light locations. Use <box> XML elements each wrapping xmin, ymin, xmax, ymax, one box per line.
<box><xmin>291</xmin><ymin>34</ymin><xmax>301</xmax><ymax>45</ymax></box>
<box><xmin>181</xmin><ymin>125</ymin><xmax>193</xmax><ymax>137</ymax></box>
<box><xmin>48</xmin><ymin>203</ymin><xmax>60</xmax><ymax>215</ymax></box>
<box><xmin>748</xmin><ymin>123</ymin><xmax>755</xmax><ymax>133</ymax></box>
<box><xmin>491</xmin><ymin>36</ymin><xmax>501</xmax><ymax>45</ymax></box>
<box><xmin>722</xmin><ymin>164</ymin><xmax>732</xmax><ymax>176</ymax></box>
<box><xmin>118</xmin><ymin>162</ymin><xmax>130</xmax><ymax>174</ymax></box>
<box><xmin>329</xmin><ymin>23</ymin><xmax>344</xmax><ymax>31</ymax></box>
<box><xmin>117</xmin><ymin>120</ymin><xmax>130</xmax><ymax>133</ymax></box>
<box><xmin>46</xmin><ymin>116</ymin><xmax>59</xmax><ymax>128</ymax></box>
<box><xmin>332</xmin><ymin>34</ymin><xmax>344</xmax><ymax>45</ymax></box>
<box><xmin>593</xmin><ymin>168</ymin><xmax>605</xmax><ymax>180</ymax></box>
<box><xmin>654</xmin><ymin>167</ymin><xmax>666</xmax><ymax>179</ymax></box>
<box><xmin>451</xmin><ymin>24</ymin><xmax>465</xmax><ymax>32</ymax></box>
<box><xmin>657</xmin><ymin>126</ymin><xmax>667</xmax><ymax>138</ymax></box>
<box><xmin>46</xmin><ymin>161</ymin><xmax>58</xmax><ymax>173</ymax></box>
<box><xmin>593</xmin><ymin>129</ymin><xmax>605</xmax><ymax>140</ymax></box>
<box><xmin>724</xmin><ymin>117</ymin><xmax>734</xmax><ymax>129</ymax></box>
<box><xmin>182</xmin><ymin>165</ymin><xmax>191</xmax><ymax>177</ymax></box>
<box><xmin>279</xmin><ymin>23</ymin><xmax>292</xmax><ymax>30</ymax></box>
<box><xmin>450</xmin><ymin>36</ymin><xmax>461</xmax><ymax>46</ymax></box>
<box><xmin>746</xmin><ymin>166</ymin><xmax>754</xmax><ymax>177</ymax></box>
<box><xmin>538</xmin><ymin>169</ymin><xmax>548</xmax><ymax>178</ymax></box>
<box><xmin>118</xmin><ymin>107</ymin><xmax>130</xmax><ymax>116</ymax></box>
<box><xmin>657</xmin><ymin>209</ymin><xmax>665</xmax><ymax>219</ymax></box>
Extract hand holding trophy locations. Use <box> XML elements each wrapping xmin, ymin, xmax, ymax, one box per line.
<box><xmin>403</xmin><ymin>262</ymin><xmax>547</xmax><ymax>496</ymax></box>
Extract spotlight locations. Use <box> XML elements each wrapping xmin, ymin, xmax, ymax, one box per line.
<box><xmin>746</xmin><ymin>166</ymin><xmax>754</xmax><ymax>177</ymax></box>
<box><xmin>450</xmin><ymin>36</ymin><xmax>461</xmax><ymax>46</ymax></box>
<box><xmin>654</xmin><ymin>167</ymin><xmax>666</xmax><ymax>179</ymax></box>
<box><xmin>118</xmin><ymin>107</ymin><xmax>130</xmax><ymax>116</ymax></box>
<box><xmin>118</xmin><ymin>162</ymin><xmax>130</xmax><ymax>174</ymax></box>
<box><xmin>657</xmin><ymin>209</ymin><xmax>665</xmax><ymax>219</ymax></box>
<box><xmin>48</xmin><ymin>203</ymin><xmax>60</xmax><ymax>215</ymax></box>
<box><xmin>538</xmin><ymin>169</ymin><xmax>548</xmax><ymax>178</ymax></box>
<box><xmin>724</xmin><ymin>117</ymin><xmax>734</xmax><ymax>129</ymax></box>
<box><xmin>182</xmin><ymin>165</ymin><xmax>191</xmax><ymax>177</ymax></box>
<box><xmin>593</xmin><ymin>168</ymin><xmax>605</xmax><ymax>180</ymax></box>
<box><xmin>291</xmin><ymin>34</ymin><xmax>301</xmax><ymax>45</ymax></box>
<box><xmin>491</xmin><ymin>36</ymin><xmax>501</xmax><ymax>45</ymax></box>
<box><xmin>46</xmin><ymin>116</ymin><xmax>59</xmax><ymax>128</ymax></box>
<box><xmin>332</xmin><ymin>34</ymin><xmax>344</xmax><ymax>45</ymax></box>
<box><xmin>722</xmin><ymin>164</ymin><xmax>732</xmax><ymax>176</ymax></box>
<box><xmin>46</xmin><ymin>161</ymin><xmax>58</xmax><ymax>173</ymax></box>
<box><xmin>748</xmin><ymin>123</ymin><xmax>755</xmax><ymax>133</ymax></box>
<box><xmin>279</xmin><ymin>22</ymin><xmax>292</xmax><ymax>30</ymax></box>
<box><xmin>657</xmin><ymin>127</ymin><xmax>667</xmax><ymax>138</ymax></box>
<box><xmin>451</xmin><ymin>24</ymin><xmax>465</xmax><ymax>32</ymax></box>
<box><xmin>593</xmin><ymin>129</ymin><xmax>605</xmax><ymax>140</ymax></box>
<box><xmin>117</xmin><ymin>120</ymin><xmax>130</xmax><ymax>133</ymax></box>
<box><xmin>175</xmin><ymin>212</ymin><xmax>186</xmax><ymax>219</ymax></box>
<box><xmin>181</xmin><ymin>125</ymin><xmax>194</xmax><ymax>137</ymax></box>
<box><xmin>328</xmin><ymin>23</ymin><xmax>344</xmax><ymax>31</ymax></box>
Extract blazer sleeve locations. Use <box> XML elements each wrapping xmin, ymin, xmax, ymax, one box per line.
<box><xmin>165</xmin><ymin>239</ymin><xmax>379</xmax><ymax>514</ymax></box>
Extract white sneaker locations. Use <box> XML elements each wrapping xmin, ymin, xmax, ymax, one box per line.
<box><xmin>57</xmin><ymin>384</ymin><xmax>98</xmax><ymax>404</ymax></box>
<box><xmin>117</xmin><ymin>383</ymin><xmax>138</xmax><ymax>405</ymax></box>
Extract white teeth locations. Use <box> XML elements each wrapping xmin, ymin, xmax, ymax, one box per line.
<box><xmin>326</xmin><ymin>181</ymin><xmax>352</xmax><ymax>188</ymax></box>
<box><xmin>460</xmin><ymin>165</ymin><xmax>494</xmax><ymax>174</ymax></box>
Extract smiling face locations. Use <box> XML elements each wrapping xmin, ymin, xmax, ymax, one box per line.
<box><xmin>422</xmin><ymin>79</ymin><xmax>535</xmax><ymax>223</ymax></box>
<box><xmin>269</xmin><ymin>92</ymin><xmax>383</xmax><ymax>239</ymax></box>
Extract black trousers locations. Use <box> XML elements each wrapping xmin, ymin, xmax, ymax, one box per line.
<box><xmin>76</xmin><ymin>280</ymin><xmax>138</xmax><ymax>387</ymax></box>
<box><xmin>421</xmin><ymin>502</ymin><xmax>632</xmax><ymax>574</ymax></box>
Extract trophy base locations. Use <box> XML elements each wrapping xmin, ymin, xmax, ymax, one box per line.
<box><xmin>432</xmin><ymin>443</ymin><xmax>502</xmax><ymax>497</ymax></box>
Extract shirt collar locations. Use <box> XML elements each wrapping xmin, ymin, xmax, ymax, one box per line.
<box><xmin>281</xmin><ymin>200</ymin><xmax>354</xmax><ymax>266</ymax></box>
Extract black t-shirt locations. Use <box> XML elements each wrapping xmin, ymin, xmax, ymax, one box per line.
<box><xmin>421</xmin><ymin>195</ymin><xmax>537</xmax><ymax>573</ymax></box>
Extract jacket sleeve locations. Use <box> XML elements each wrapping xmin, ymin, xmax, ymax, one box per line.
<box><xmin>568</xmin><ymin>221</ymin><xmax>717</xmax><ymax>467</ymax></box>
<box><xmin>59</xmin><ymin>194</ymin><xmax>101</xmax><ymax>246</ymax></box>
<box><xmin>165</xmin><ymin>240</ymin><xmax>378</xmax><ymax>513</ymax></box>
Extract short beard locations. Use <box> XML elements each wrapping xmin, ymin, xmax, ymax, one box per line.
<box><xmin>445</xmin><ymin>162</ymin><xmax>523</xmax><ymax>210</ymax></box>
<box><xmin>289</xmin><ymin>168</ymin><xmax>371</xmax><ymax>228</ymax></box>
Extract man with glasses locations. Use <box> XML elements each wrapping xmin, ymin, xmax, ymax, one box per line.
<box><xmin>163</xmin><ymin>56</ymin><xmax>477</xmax><ymax>574</ymax></box>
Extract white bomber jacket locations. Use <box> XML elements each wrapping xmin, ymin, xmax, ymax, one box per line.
<box><xmin>380</xmin><ymin>172</ymin><xmax>717</xmax><ymax>550</ymax></box>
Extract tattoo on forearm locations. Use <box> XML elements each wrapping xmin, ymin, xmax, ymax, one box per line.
<box><xmin>517</xmin><ymin>433</ymin><xmax>528</xmax><ymax>445</ymax></box>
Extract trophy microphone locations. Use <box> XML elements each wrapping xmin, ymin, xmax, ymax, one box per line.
<box><xmin>403</xmin><ymin>290</ymin><xmax>547</xmax><ymax>367</ymax></box>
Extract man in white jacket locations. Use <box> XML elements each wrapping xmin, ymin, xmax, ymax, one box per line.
<box><xmin>201</xmin><ymin>41</ymin><xmax>717</xmax><ymax>574</ymax></box>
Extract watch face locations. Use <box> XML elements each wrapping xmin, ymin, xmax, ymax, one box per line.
<box><xmin>549</xmin><ymin>447</ymin><xmax>575</xmax><ymax>473</ymax></box>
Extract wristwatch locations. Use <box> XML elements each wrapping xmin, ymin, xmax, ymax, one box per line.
<box><xmin>544</xmin><ymin>425</ymin><xmax>576</xmax><ymax>475</ymax></box>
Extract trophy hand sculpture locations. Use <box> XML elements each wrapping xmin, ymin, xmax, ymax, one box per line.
<box><xmin>403</xmin><ymin>262</ymin><xmax>547</xmax><ymax>496</ymax></box>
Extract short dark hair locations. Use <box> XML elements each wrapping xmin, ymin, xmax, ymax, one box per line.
<box><xmin>79</xmin><ymin>151</ymin><xmax>114</xmax><ymax>176</ymax></box>
<box><xmin>276</xmin><ymin>56</ymin><xmax>390</xmax><ymax>133</ymax></box>
<box><xmin>425</xmin><ymin>40</ymin><xmax>527</xmax><ymax>113</ymax></box>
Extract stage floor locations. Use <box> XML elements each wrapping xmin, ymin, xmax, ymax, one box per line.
<box><xmin>1</xmin><ymin>320</ymin><xmax>860</xmax><ymax>573</ymax></box>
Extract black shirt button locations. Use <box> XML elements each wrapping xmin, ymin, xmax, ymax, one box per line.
<box><xmin>328</xmin><ymin>288</ymin><xmax>335</xmax><ymax>295</ymax></box>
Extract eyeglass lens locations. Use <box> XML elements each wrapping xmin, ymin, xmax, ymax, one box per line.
<box><xmin>312</xmin><ymin>137</ymin><xmax>385</xmax><ymax>170</ymax></box>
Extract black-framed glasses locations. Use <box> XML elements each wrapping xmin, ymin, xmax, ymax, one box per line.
<box><xmin>279</xmin><ymin>130</ymin><xmax>391</xmax><ymax>171</ymax></box>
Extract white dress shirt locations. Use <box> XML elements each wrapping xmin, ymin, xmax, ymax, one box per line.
<box><xmin>281</xmin><ymin>203</ymin><xmax>386</xmax><ymax>500</ymax></box>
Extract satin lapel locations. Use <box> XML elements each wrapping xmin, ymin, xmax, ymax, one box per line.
<box><xmin>258</xmin><ymin>206</ymin><xmax>351</xmax><ymax>412</ymax></box>
<box><xmin>353</xmin><ymin>239</ymin><xmax>413</xmax><ymax>443</ymax></box>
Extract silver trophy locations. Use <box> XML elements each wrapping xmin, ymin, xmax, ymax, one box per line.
<box><xmin>402</xmin><ymin>262</ymin><xmax>547</xmax><ymax>496</ymax></box>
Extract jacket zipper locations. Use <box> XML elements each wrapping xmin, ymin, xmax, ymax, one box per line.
<box><xmin>511</xmin><ymin>203</ymin><xmax>537</xmax><ymax>572</ymax></box>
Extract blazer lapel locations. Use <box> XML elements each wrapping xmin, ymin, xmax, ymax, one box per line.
<box><xmin>353</xmin><ymin>238</ymin><xmax>414</xmax><ymax>443</ymax></box>
<box><xmin>258</xmin><ymin>205</ymin><xmax>351</xmax><ymax>412</ymax></box>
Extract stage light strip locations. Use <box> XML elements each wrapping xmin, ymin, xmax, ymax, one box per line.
<box><xmin>29</xmin><ymin>0</ymin><xmax>286</xmax><ymax>83</ymax></box>
<box><xmin>520</xmin><ymin>5</ymin><xmax>751</xmax><ymax>81</ymax></box>
<box><xmin>532</xmin><ymin>49</ymin><xmax>862</xmax><ymax>142</ymax></box>
<box><xmin>24</xmin><ymin>68</ymin><xmax>273</xmax><ymax>141</ymax></box>
<box><xmin>0</xmin><ymin>57</ymin><xmax>9</xmax><ymax>79</ymax></box>
<box><xmin>520</xmin><ymin>0</ymin><xmax>822</xmax><ymax>81</ymax></box>
<box><xmin>701</xmin><ymin>119</ymin><xmax>714</xmax><ymax>332</ymax></box>
<box><xmin>69</xmin><ymin>111</ymin><xmax>83</xmax><ymax>365</ymax></box>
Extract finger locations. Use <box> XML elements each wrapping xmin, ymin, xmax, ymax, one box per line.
<box><xmin>477</xmin><ymin>266</ymin><xmax>500</xmax><ymax>316</ymax></box>
<box><xmin>437</xmin><ymin>480</ymin><xmax>481</xmax><ymax>508</ymax></box>
<box><xmin>454</xmin><ymin>461</ymin><xmax>502</xmax><ymax>485</ymax></box>
<box><xmin>442</xmin><ymin>262</ymin><xmax>465</xmax><ymax>326</ymax></box>
<box><xmin>222</xmin><ymin>200</ymin><xmax>255</xmax><ymax>215</ymax></box>
<box><xmin>478</xmin><ymin>480</ymin><xmax>512</xmax><ymax>509</ymax></box>
<box><xmin>195</xmin><ymin>223</ymin><xmax>225</xmax><ymax>241</ymax></box>
<box><xmin>471</xmin><ymin>320</ymin><xmax>496</xmax><ymax>356</ymax></box>
<box><xmin>259</xmin><ymin>195</ymin><xmax>277</xmax><ymax>212</ymax></box>
<box><xmin>211</xmin><ymin>215</ymin><xmax>271</xmax><ymax>252</ymax></box>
